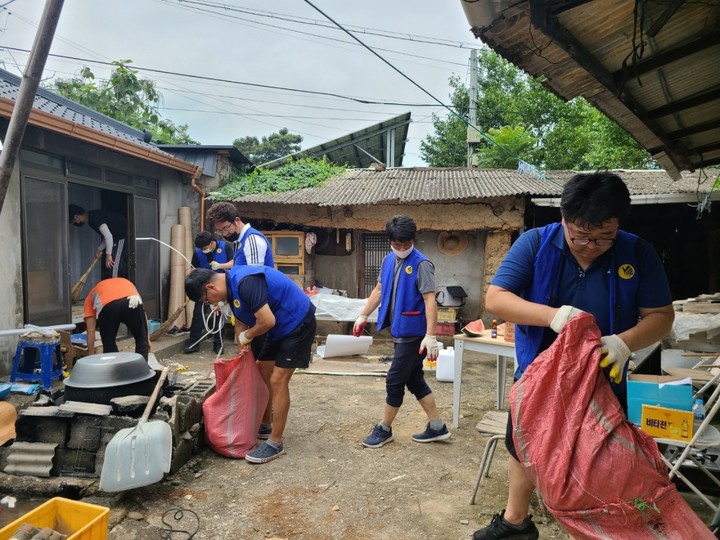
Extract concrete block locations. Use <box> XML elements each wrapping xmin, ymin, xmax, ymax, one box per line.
<box><xmin>185</xmin><ymin>380</ymin><xmax>216</xmax><ymax>402</ymax></box>
<box><xmin>56</xmin><ymin>447</ymin><xmax>96</xmax><ymax>476</ymax></box>
<box><xmin>170</xmin><ymin>435</ymin><xmax>194</xmax><ymax>475</ymax></box>
<box><xmin>67</xmin><ymin>415</ymin><xmax>102</xmax><ymax>452</ymax></box>
<box><xmin>177</xmin><ymin>395</ymin><xmax>202</xmax><ymax>433</ymax></box>
<box><xmin>33</xmin><ymin>418</ymin><xmax>69</xmax><ymax>446</ymax></box>
<box><xmin>110</xmin><ymin>395</ymin><xmax>148</xmax><ymax>416</ymax></box>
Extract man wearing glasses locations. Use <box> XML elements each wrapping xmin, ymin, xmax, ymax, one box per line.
<box><xmin>474</xmin><ymin>172</ymin><xmax>674</xmax><ymax>540</ymax></box>
<box><xmin>205</xmin><ymin>201</ymin><xmax>274</xmax><ymax>270</ymax></box>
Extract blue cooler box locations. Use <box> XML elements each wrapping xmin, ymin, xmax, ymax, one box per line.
<box><xmin>627</xmin><ymin>374</ymin><xmax>693</xmax><ymax>425</ymax></box>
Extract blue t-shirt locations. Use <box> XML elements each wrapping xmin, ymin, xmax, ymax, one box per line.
<box><xmin>492</xmin><ymin>225</ymin><xmax>672</xmax><ymax>343</ymax></box>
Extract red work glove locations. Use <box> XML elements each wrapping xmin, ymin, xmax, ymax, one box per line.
<box><xmin>353</xmin><ymin>315</ymin><xmax>368</xmax><ymax>337</ymax></box>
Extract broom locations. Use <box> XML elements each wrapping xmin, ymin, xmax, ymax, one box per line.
<box><xmin>70</xmin><ymin>254</ymin><xmax>100</xmax><ymax>304</ymax></box>
<box><xmin>150</xmin><ymin>299</ymin><xmax>189</xmax><ymax>341</ymax></box>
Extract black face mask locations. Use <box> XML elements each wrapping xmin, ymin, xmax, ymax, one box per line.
<box><xmin>225</xmin><ymin>231</ymin><xmax>240</xmax><ymax>242</ymax></box>
<box><xmin>72</xmin><ymin>221</ymin><xmax>85</xmax><ymax>228</ymax></box>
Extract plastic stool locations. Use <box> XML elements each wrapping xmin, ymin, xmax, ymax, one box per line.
<box><xmin>10</xmin><ymin>338</ymin><xmax>64</xmax><ymax>390</ymax></box>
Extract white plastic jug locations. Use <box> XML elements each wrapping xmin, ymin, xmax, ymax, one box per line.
<box><xmin>436</xmin><ymin>347</ymin><xmax>455</xmax><ymax>382</ymax></box>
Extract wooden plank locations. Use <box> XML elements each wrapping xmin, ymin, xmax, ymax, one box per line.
<box><xmin>475</xmin><ymin>411</ymin><xmax>509</xmax><ymax>435</ymax></box>
<box><xmin>682</xmin><ymin>302</ymin><xmax>720</xmax><ymax>314</ymax></box>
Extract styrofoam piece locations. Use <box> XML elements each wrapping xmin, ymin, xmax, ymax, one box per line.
<box><xmin>317</xmin><ymin>335</ymin><xmax>372</xmax><ymax>358</ymax></box>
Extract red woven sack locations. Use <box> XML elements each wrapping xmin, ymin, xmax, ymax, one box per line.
<box><xmin>510</xmin><ymin>313</ymin><xmax>713</xmax><ymax>539</ymax></box>
<box><xmin>202</xmin><ymin>348</ymin><xmax>269</xmax><ymax>458</ymax></box>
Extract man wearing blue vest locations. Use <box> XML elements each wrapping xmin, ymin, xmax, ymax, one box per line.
<box><xmin>206</xmin><ymin>201</ymin><xmax>274</xmax><ymax>269</ymax></box>
<box><xmin>355</xmin><ymin>215</ymin><xmax>451</xmax><ymax>449</ymax></box>
<box><xmin>185</xmin><ymin>265</ymin><xmax>316</xmax><ymax>464</ymax></box>
<box><xmin>473</xmin><ymin>172</ymin><xmax>674</xmax><ymax>540</ymax></box>
<box><xmin>183</xmin><ymin>232</ymin><xmax>234</xmax><ymax>355</ymax></box>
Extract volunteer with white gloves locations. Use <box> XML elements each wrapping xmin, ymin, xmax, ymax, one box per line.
<box><xmin>354</xmin><ymin>215</ymin><xmax>450</xmax><ymax>449</ymax></box>
<box><xmin>83</xmin><ymin>277</ymin><xmax>151</xmax><ymax>361</ymax></box>
<box><xmin>474</xmin><ymin>172</ymin><xmax>674</xmax><ymax>540</ymax></box>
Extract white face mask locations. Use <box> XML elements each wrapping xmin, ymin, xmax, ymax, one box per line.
<box><xmin>215</xmin><ymin>301</ymin><xmax>233</xmax><ymax>318</ymax></box>
<box><xmin>202</xmin><ymin>248</ymin><xmax>213</xmax><ymax>254</ymax></box>
<box><xmin>391</xmin><ymin>245</ymin><xmax>414</xmax><ymax>259</ymax></box>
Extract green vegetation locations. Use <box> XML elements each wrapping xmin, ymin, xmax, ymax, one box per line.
<box><xmin>421</xmin><ymin>49</ymin><xmax>654</xmax><ymax>170</ymax></box>
<box><xmin>210</xmin><ymin>156</ymin><xmax>347</xmax><ymax>200</ymax></box>
<box><xmin>234</xmin><ymin>128</ymin><xmax>303</xmax><ymax>165</ymax></box>
<box><xmin>47</xmin><ymin>60</ymin><xmax>197</xmax><ymax>145</ymax></box>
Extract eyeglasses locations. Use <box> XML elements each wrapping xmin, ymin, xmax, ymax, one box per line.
<box><xmin>215</xmin><ymin>222</ymin><xmax>235</xmax><ymax>235</ymax></box>
<box><xmin>569</xmin><ymin>237</ymin><xmax>616</xmax><ymax>247</ymax></box>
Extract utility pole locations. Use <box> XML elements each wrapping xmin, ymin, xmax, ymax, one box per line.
<box><xmin>467</xmin><ymin>49</ymin><xmax>479</xmax><ymax>168</ymax></box>
<box><xmin>0</xmin><ymin>0</ymin><xmax>64</xmax><ymax>214</ymax></box>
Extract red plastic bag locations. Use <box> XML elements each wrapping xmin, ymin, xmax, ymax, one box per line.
<box><xmin>510</xmin><ymin>313</ymin><xmax>713</xmax><ymax>538</ymax></box>
<box><xmin>202</xmin><ymin>348</ymin><xmax>269</xmax><ymax>458</ymax></box>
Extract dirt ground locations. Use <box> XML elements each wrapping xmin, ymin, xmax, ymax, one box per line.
<box><xmin>95</xmin><ymin>335</ymin><xmax>569</xmax><ymax>540</ymax></box>
<box><xmin>2</xmin><ymin>334</ymin><xmax>713</xmax><ymax>539</ymax></box>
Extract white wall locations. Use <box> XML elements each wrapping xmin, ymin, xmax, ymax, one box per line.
<box><xmin>0</xmin><ymin>165</ymin><xmax>25</xmax><ymax>372</ymax></box>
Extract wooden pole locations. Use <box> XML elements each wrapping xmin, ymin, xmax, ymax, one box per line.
<box><xmin>0</xmin><ymin>0</ymin><xmax>64</xmax><ymax>214</ymax></box>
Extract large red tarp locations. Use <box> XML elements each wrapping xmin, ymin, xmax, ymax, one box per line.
<box><xmin>510</xmin><ymin>313</ymin><xmax>713</xmax><ymax>539</ymax></box>
<box><xmin>202</xmin><ymin>348</ymin><xmax>269</xmax><ymax>458</ymax></box>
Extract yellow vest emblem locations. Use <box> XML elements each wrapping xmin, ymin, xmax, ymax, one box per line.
<box><xmin>405</xmin><ymin>265</ymin><xmax>413</xmax><ymax>275</ymax></box>
<box><xmin>618</xmin><ymin>264</ymin><xmax>635</xmax><ymax>280</ymax></box>
<box><xmin>233</xmin><ymin>299</ymin><xmax>241</xmax><ymax>308</ymax></box>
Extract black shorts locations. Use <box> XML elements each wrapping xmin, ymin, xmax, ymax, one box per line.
<box><xmin>257</xmin><ymin>307</ymin><xmax>316</xmax><ymax>369</ymax></box>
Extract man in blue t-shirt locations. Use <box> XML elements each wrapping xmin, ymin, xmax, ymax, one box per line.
<box><xmin>185</xmin><ymin>266</ymin><xmax>315</xmax><ymax>465</ymax></box>
<box><xmin>473</xmin><ymin>172</ymin><xmax>674</xmax><ymax>540</ymax></box>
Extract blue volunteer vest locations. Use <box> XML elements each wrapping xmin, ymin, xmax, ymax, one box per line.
<box><xmin>234</xmin><ymin>226</ymin><xmax>274</xmax><ymax>267</ymax></box>
<box><xmin>195</xmin><ymin>241</ymin><xmax>230</xmax><ymax>272</ymax></box>
<box><xmin>515</xmin><ymin>222</ymin><xmax>640</xmax><ymax>376</ymax></box>
<box><xmin>226</xmin><ymin>265</ymin><xmax>309</xmax><ymax>340</ymax></box>
<box><xmin>377</xmin><ymin>248</ymin><xmax>430</xmax><ymax>338</ymax></box>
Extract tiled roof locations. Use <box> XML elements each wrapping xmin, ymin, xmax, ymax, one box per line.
<box><xmin>229</xmin><ymin>167</ymin><xmax>718</xmax><ymax>206</ymax></box>
<box><xmin>0</xmin><ymin>68</ymin><xmax>165</xmax><ymax>152</ymax></box>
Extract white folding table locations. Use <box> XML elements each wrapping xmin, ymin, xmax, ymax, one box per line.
<box><xmin>452</xmin><ymin>331</ymin><xmax>516</xmax><ymax>428</ymax></box>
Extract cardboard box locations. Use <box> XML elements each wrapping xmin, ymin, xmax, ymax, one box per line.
<box><xmin>627</xmin><ymin>374</ymin><xmax>692</xmax><ymax>425</ymax></box>
<box><xmin>639</xmin><ymin>404</ymin><xmax>693</xmax><ymax>442</ymax></box>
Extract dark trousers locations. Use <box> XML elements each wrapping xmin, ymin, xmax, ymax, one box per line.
<box><xmin>385</xmin><ymin>338</ymin><xmax>432</xmax><ymax>408</ymax></box>
<box><xmin>98</xmin><ymin>297</ymin><xmax>149</xmax><ymax>360</ymax></box>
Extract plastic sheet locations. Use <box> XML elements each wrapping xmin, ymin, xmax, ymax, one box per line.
<box><xmin>317</xmin><ymin>334</ymin><xmax>372</xmax><ymax>358</ymax></box>
<box><xmin>310</xmin><ymin>293</ymin><xmax>378</xmax><ymax>322</ymax></box>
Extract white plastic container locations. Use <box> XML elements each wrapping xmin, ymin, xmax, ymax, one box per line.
<box><xmin>436</xmin><ymin>347</ymin><xmax>455</xmax><ymax>382</ymax></box>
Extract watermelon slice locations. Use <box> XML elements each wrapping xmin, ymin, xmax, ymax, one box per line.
<box><xmin>461</xmin><ymin>319</ymin><xmax>485</xmax><ymax>337</ymax></box>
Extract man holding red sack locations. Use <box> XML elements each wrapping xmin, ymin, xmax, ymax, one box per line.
<box><xmin>185</xmin><ymin>265</ymin><xmax>315</xmax><ymax>464</ymax></box>
<box><xmin>474</xmin><ymin>172</ymin><xmax>674</xmax><ymax>540</ymax></box>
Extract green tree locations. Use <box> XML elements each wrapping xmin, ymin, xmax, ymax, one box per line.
<box><xmin>233</xmin><ymin>128</ymin><xmax>303</xmax><ymax>165</ymax></box>
<box><xmin>421</xmin><ymin>49</ymin><xmax>653</xmax><ymax>170</ymax></box>
<box><xmin>48</xmin><ymin>60</ymin><xmax>198</xmax><ymax>145</ymax></box>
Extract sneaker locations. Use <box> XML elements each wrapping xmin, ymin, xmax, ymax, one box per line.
<box><xmin>362</xmin><ymin>424</ymin><xmax>393</xmax><ymax>448</ymax></box>
<box><xmin>245</xmin><ymin>442</ymin><xmax>284</xmax><ymax>464</ymax></box>
<box><xmin>411</xmin><ymin>422</ymin><xmax>451</xmax><ymax>443</ymax></box>
<box><xmin>257</xmin><ymin>424</ymin><xmax>272</xmax><ymax>440</ymax></box>
<box><xmin>472</xmin><ymin>510</ymin><xmax>539</xmax><ymax>540</ymax></box>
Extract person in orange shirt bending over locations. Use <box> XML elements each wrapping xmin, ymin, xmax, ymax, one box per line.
<box><xmin>83</xmin><ymin>277</ymin><xmax>150</xmax><ymax>360</ymax></box>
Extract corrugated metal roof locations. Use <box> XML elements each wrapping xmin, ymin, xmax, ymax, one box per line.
<box><xmin>230</xmin><ymin>167</ymin><xmax>717</xmax><ymax>206</ymax></box>
<box><xmin>157</xmin><ymin>145</ymin><xmax>253</xmax><ymax>176</ymax></box>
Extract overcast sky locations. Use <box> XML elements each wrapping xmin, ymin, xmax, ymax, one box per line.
<box><xmin>0</xmin><ymin>0</ymin><xmax>479</xmax><ymax>166</ymax></box>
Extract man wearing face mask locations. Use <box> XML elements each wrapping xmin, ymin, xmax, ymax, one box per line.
<box><xmin>205</xmin><ymin>201</ymin><xmax>274</xmax><ymax>269</ymax></box>
<box><xmin>355</xmin><ymin>215</ymin><xmax>450</xmax><ymax>449</ymax></box>
<box><xmin>183</xmin><ymin>231</ymin><xmax>234</xmax><ymax>354</ymax></box>
<box><xmin>69</xmin><ymin>204</ymin><xmax>128</xmax><ymax>280</ymax></box>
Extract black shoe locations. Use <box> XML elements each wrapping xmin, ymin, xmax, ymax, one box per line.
<box><xmin>183</xmin><ymin>344</ymin><xmax>199</xmax><ymax>354</ymax></box>
<box><xmin>213</xmin><ymin>345</ymin><xmax>223</xmax><ymax>355</ymax></box>
<box><xmin>473</xmin><ymin>510</ymin><xmax>539</xmax><ymax>540</ymax></box>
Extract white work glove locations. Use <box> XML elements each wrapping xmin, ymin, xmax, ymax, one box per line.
<box><xmin>419</xmin><ymin>335</ymin><xmax>439</xmax><ymax>360</ymax></box>
<box><xmin>599</xmin><ymin>334</ymin><xmax>631</xmax><ymax>384</ymax></box>
<box><xmin>550</xmin><ymin>305</ymin><xmax>584</xmax><ymax>334</ymax></box>
<box><xmin>210</xmin><ymin>260</ymin><xmax>221</xmax><ymax>271</ymax></box>
<box><xmin>238</xmin><ymin>330</ymin><xmax>252</xmax><ymax>346</ymax></box>
<box><xmin>127</xmin><ymin>295</ymin><xmax>142</xmax><ymax>309</ymax></box>
<box><xmin>353</xmin><ymin>315</ymin><xmax>368</xmax><ymax>337</ymax></box>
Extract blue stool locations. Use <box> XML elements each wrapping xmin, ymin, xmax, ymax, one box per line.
<box><xmin>11</xmin><ymin>338</ymin><xmax>64</xmax><ymax>391</ymax></box>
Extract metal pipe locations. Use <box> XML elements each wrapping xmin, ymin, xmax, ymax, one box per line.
<box><xmin>189</xmin><ymin>166</ymin><xmax>206</xmax><ymax>231</ymax></box>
